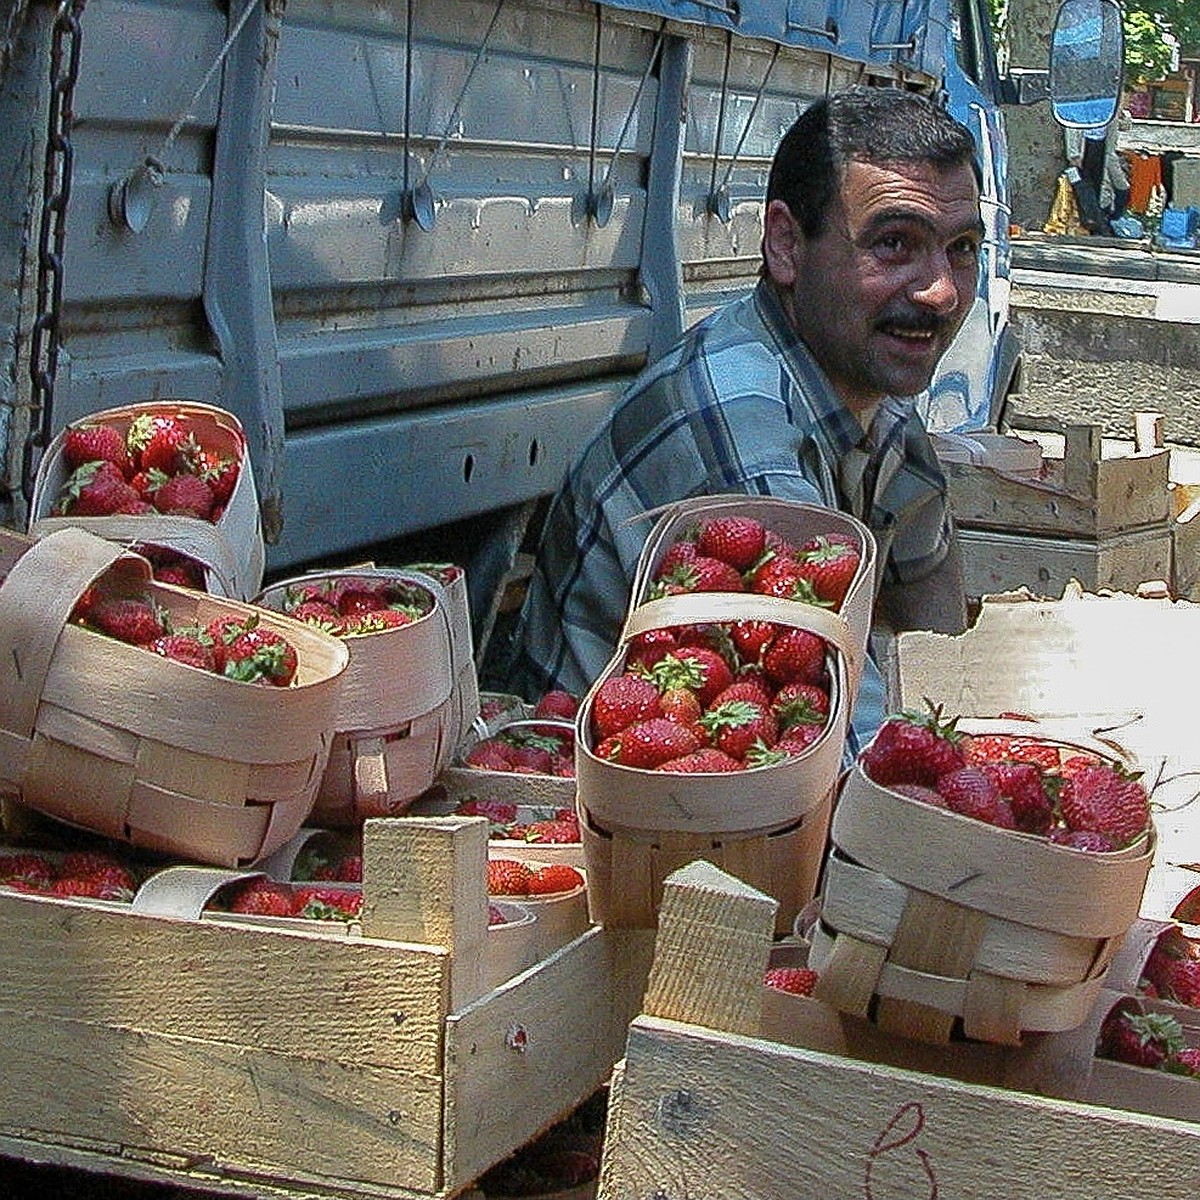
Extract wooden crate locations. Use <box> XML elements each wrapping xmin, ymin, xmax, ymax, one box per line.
<box><xmin>0</xmin><ymin>816</ymin><xmax>654</xmax><ymax>1200</ymax></box>
<box><xmin>598</xmin><ymin>862</ymin><xmax>1200</xmax><ymax>1200</ymax></box>
<box><xmin>939</xmin><ymin>418</ymin><xmax>1170</xmax><ymax>539</ymax></box>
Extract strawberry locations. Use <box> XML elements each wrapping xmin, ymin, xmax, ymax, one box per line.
<box><xmin>1049</xmin><ymin>828</ymin><xmax>1118</xmax><ymax>852</ymax></box>
<box><xmin>197</xmin><ymin>450</ymin><xmax>240</xmax><ymax>505</ymax></box>
<box><xmin>659</xmin><ymin>685</ymin><xmax>703</xmax><ymax>729</ymax></box>
<box><xmin>796</xmin><ymin>535</ymin><xmax>860</xmax><ymax>607</ymax></box>
<box><xmin>507</xmin><ymin>743</ymin><xmax>557</xmax><ymax>774</ymax></box>
<box><xmin>962</xmin><ymin>732</ymin><xmax>1063</xmax><ymax>772</ymax></box>
<box><xmin>664</xmin><ymin>646</ymin><xmax>734</xmax><ymax>707</ymax></box>
<box><xmin>293</xmin><ymin>884</ymin><xmax>362</xmax><ymax>920</ymax></box>
<box><xmin>464</xmin><ymin>740</ymin><xmax>516</xmax><ymax>771</ymax></box>
<box><xmin>63</xmin><ymin>421</ymin><xmax>133</xmax><ymax>476</ymax></box>
<box><xmin>313</xmin><ymin>853</ymin><xmax>362</xmax><ymax>883</ymax></box>
<box><xmin>522</xmin><ymin>817</ymin><xmax>581</xmax><ymax>844</ymax></box>
<box><xmin>1168</xmin><ymin>1047</ymin><xmax>1200</xmax><ymax>1076</ymax></box>
<box><xmin>770</xmin><ymin>722</ymin><xmax>825</xmax><ymax>757</ymax></box>
<box><xmin>710</xmin><ymin>677</ymin><xmax>774</xmax><ymax>710</ymax></box>
<box><xmin>60</xmin><ymin>459</ymin><xmax>144</xmax><ymax>516</ymax></box>
<box><xmin>223</xmin><ymin>625</ymin><xmax>298</xmax><ymax>686</ymax></box>
<box><xmin>151</xmin><ymin>559</ymin><xmax>206</xmax><ymax>589</ymax></box>
<box><xmin>151</xmin><ymin>471</ymin><xmax>215</xmax><ymax>520</ymax></box>
<box><xmin>526</xmin><ymin>864</ymin><xmax>584</xmax><ymax>895</ymax></box>
<box><xmin>127</xmin><ymin>413</ymin><xmax>197</xmax><ymax>475</ymax></box>
<box><xmin>289</xmin><ymin>599</ymin><xmax>343</xmax><ymax>629</ymax></box>
<box><xmin>1059</xmin><ymin>761</ymin><xmax>1151</xmax><ymax>847</ymax></box>
<box><xmin>763</xmin><ymin>966</ymin><xmax>818</xmax><ymax>996</ymax></box>
<box><xmin>222</xmin><ymin>878</ymin><xmax>297</xmax><ymax>917</ymax></box>
<box><xmin>659</xmin><ymin>747</ymin><xmax>743</xmax><ymax>773</ymax></box>
<box><xmin>652</xmin><ymin>555</ymin><xmax>745</xmax><ymax>596</ymax></box>
<box><xmin>1144</xmin><ymin>935</ymin><xmax>1200</xmax><ymax>1008</ymax></box>
<box><xmin>0</xmin><ymin>853</ymin><xmax>56</xmax><ymax>887</ymax></box>
<box><xmin>204</xmin><ymin>614</ymin><xmax>254</xmax><ymax>672</ymax></box>
<box><xmin>978</xmin><ymin>760</ymin><xmax>1056</xmax><ymax>835</ymax></box>
<box><xmin>762</xmin><ymin>627</ymin><xmax>826</xmax><ymax>687</ymax></box>
<box><xmin>591</xmin><ymin>673</ymin><xmax>662</xmax><ymax>739</ymax></box>
<box><xmin>86</xmin><ymin>596</ymin><xmax>166</xmax><ymax>645</ymax></box>
<box><xmin>749</xmin><ymin>555</ymin><xmax>823</xmax><ymax>605</ymax></box>
<box><xmin>487</xmin><ymin>858</ymin><xmax>534</xmax><ymax>896</ymax></box>
<box><xmin>860</xmin><ymin>703</ymin><xmax>966</xmax><ymax>787</ymax></box>
<box><xmin>487</xmin><ymin>903</ymin><xmax>509</xmax><ymax>926</ymax></box>
<box><xmin>700</xmin><ymin>699</ymin><xmax>779</xmax><ymax>761</ymax></box>
<box><xmin>729</xmin><ymin>619</ymin><xmax>777</xmax><ymax>664</ymax></box>
<box><xmin>624</xmin><ymin>627</ymin><xmax>679</xmax><ymax>672</ymax></box>
<box><xmin>59</xmin><ymin>851</ymin><xmax>137</xmax><ymax>899</ymax></box>
<box><xmin>610</xmin><ymin>717</ymin><xmax>703</xmax><ymax>769</ymax></box>
<box><xmin>533</xmin><ymin>689</ymin><xmax>580</xmax><ymax>722</ymax></box>
<box><xmin>936</xmin><ymin>766</ymin><xmax>1016</xmax><ymax>828</ymax></box>
<box><xmin>696</xmin><ymin>516</ymin><xmax>767</xmax><ymax>571</ymax></box>
<box><xmin>889</xmin><ymin>782</ymin><xmax>948</xmax><ymax>806</ymax></box>
<box><xmin>653</xmin><ymin>538</ymin><xmax>699</xmax><ymax>579</ymax></box>
<box><xmin>1098</xmin><ymin>1005</ymin><xmax>1183</xmax><ymax>1069</ymax></box>
<box><xmin>149</xmin><ymin>631</ymin><xmax>217</xmax><ymax>672</ymax></box>
<box><xmin>341</xmin><ymin>608</ymin><xmax>415</xmax><ymax>635</ymax></box>
<box><xmin>772</xmin><ymin>680</ymin><xmax>830</xmax><ymax>729</ymax></box>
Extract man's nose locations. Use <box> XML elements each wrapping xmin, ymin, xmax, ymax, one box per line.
<box><xmin>910</xmin><ymin>248</ymin><xmax>961</xmax><ymax>315</ymax></box>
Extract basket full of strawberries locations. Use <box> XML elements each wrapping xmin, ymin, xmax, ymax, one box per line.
<box><xmin>809</xmin><ymin>706</ymin><xmax>1156</xmax><ymax>1046</ymax></box>
<box><xmin>0</xmin><ymin>525</ymin><xmax>348</xmax><ymax>867</ymax></box>
<box><xmin>254</xmin><ymin>564</ymin><xmax>480</xmax><ymax>827</ymax></box>
<box><xmin>29</xmin><ymin>400</ymin><xmax>265</xmax><ymax>600</ymax></box>
<box><xmin>575</xmin><ymin>494</ymin><xmax>876</xmax><ymax>932</ymax></box>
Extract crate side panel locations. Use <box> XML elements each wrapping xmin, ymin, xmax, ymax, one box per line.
<box><xmin>0</xmin><ymin>1007</ymin><xmax>443</xmax><ymax>1194</ymax></box>
<box><xmin>0</xmin><ymin>894</ymin><xmax>447</xmax><ymax>1073</ymax></box>
<box><xmin>443</xmin><ymin>928</ymin><xmax>654</xmax><ymax>1193</ymax></box>
<box><xmin>599</xmin><ymin>1016</ymin><xmax>1200</xmax><ymax>1199</ymax></box>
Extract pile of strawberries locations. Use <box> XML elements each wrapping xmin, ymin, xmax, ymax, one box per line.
<box><xmin>0</xmin><ymin>848</ymin><xmax>140</xmax><ymax>902</ymax></box>
<box><xmin>860</xmin><ymin>704</ymin><xmax>1153</xmax><ymax>852</ymax></box>
<box><xmin>272</xmin><ymin>572</ymin><xmax>438</xmax><ymax>639</ymax></box>
<box><xmin>209</xmin><ymin>876</ymin><xmax>362</xmax><ymax>922</ymax></box>
<box><xmin>52</xmin><ymin>411</ymin><xmax>239</xmax><ymax>524</ymax></box>
<box><xmin>461</xmin><ymin>689</ymin><xmax>580</xmax><ymax>778</ymax></box>
<box><xmin>486</xmin><ymin>858</ymin><xmax>584</xmax><ymax>897</ymax></box>
<box><xmin>588</xmin><ymin>515</ymin><xmax>860</xmax><ymax>772</ymax></box>
<box><xmin>454</xmin><ymin>799</ymin><xmax>581</xmax><ymax>845</ymax></box>
<box><xmin>71</xmin><ymin>587</ymin><xmax>301</xmax><ymax>685</ymax></box>
<box><xmin>763</xmin><ymin>965</ymin><xmax>819</xmax><ymax>996</ymax></box>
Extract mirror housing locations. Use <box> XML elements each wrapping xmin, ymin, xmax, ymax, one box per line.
<box><xmin>1048</xmin><ymin>0</ymin><xmax>1125</xmax><ymax>128</ymax></box>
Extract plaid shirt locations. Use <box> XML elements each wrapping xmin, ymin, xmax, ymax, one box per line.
<box><xmin>503</xmin><ymin>280</ymin><xmax>954</xmax><ymax>755</ymax></box>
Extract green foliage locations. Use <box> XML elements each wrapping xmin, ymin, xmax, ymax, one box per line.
<box><xmin>1123</xmin><ymin>0</ymin><xmax>1199</xmax><ymax>87</ymax></box>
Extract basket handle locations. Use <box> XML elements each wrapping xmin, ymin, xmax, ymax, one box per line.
<box><xmin>0</xmin><ymin>527</ymin><xmax>144</xmax><ymax>740</ymax></box>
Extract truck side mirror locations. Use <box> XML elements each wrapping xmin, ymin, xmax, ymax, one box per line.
<box><xmin>1048</xmin><ymin>0</ymin><xmax>1125</xmax><ymax>128</ymax></box>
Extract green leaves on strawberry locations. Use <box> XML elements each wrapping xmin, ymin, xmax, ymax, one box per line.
<box><xmin>223</xmin><ymin>624</ymin><xmax>299</xmax><ymax>686</ymax></box>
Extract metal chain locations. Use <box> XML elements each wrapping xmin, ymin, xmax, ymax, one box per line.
<box><xmin>23</xmin><ymin>0</ymin><xmax>86</xmax><ymax>502</ymax></box>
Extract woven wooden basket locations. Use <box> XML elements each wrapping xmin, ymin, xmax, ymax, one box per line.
<box><xmin>577</xmin><ymin>495</ymin><xmax>876</xmax><ymax>932</ymax></box>
<box><xmin>29</xmin><ymin>400</ymin><xmax>265</xmax><ymax>600</ymax></box>
<box><xmin>255</xmin><ymin>565</ymin><xmax>480</xmax><ymax>827</ymax></box>
<box><xmin>810</xmin><ymin>719</ymin><xmax>1155</xmax><ymax>1046</ymax></box>
<box><xmin>0</xmin><ymin>526</ymin><xmax>349</xmax><ymax>866</ymax></box>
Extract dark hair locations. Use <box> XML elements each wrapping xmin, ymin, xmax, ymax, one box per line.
<box><xmin>766</xmin><ymin>86</ymin><xmax>980</xmax><ymax>238</ymax></box>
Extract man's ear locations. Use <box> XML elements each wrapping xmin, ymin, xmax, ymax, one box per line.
<box><xmin>762</xmin><ymin>199</ymin><xmax>801</xmax><ymax>288</ymax></box>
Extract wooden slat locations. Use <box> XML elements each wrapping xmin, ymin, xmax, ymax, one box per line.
<box><xmin>601</xmin><ymin>1014</ymin><xmax>1200</xmax><ymax>1200</ymax></box>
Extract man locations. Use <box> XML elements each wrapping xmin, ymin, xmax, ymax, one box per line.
<box><xmin>501</xmin><ymin>86</ymin><xmax>980</xmax><ymax>753</ymax></box>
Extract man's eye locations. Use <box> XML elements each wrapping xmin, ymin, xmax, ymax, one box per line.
<box><xmin>875</xmin><ymin>233</ymin><xmax>910</xmax><ymax>255</ymax></box>
<box><xmin>950</xmin><ymin>237</ymin><xmax>981</xmax><ymax>263</ymax></box>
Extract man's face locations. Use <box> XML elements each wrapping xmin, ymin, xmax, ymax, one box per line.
<box><xmin>769</xmin><ymin>157</ymin><xmax>983</xmax><ymax>418</ymax></box>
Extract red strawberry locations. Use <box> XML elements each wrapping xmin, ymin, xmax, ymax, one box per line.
<box><xmin>312</xmin><ymin>853</ymin><xmax>363</xmax><ymax>883</ymax></box>
<box><xmin>770</xmin><ymin>722</ymin><xmax>825</xmax><ymax>757</ymax></box>
<box><xmin>653</xmin><ymin>554</ymin><xmax>745</xmax><ymax>595</ymax></box>
<box><xmin>763</xmin><ymin>966</ymin><xmax>818</xmax><ymax>996</ymax></box>
<box><xmin>293</xmin><ymin>884</ymin><xmax>362</xmax><ymax>920</ymax></box>
<box><xmin>796</xmin><ymin>535</ymin><xmax>861</xmax><ymax>607</ymax></box>
<box><xmin>700</xmin><ymin>699</ymin><xmax>779</xmax><ymax>761</ymax></box>
<box><xmin>962</xmin><ymin>732</ymin><xmax>1063</xmax><ymax>771</ymax></box>
<box><xmin>1049</xmin><ymin>828</ymin><xmax>1118</xmax><ymax>852</ymax></box>
<box><xmin>487</xmin><ymin>859</ymin><xmax>534</xmax><ymax>896</ymax></box>
<box><xmin>936</xmin><ymin>766</ymin><xmax>1016</xmax><ymax>829</ymax></box>
<box><xmin>860</xmin><ymin>704</ymin><xmax>966</xmax><ymax>787</ymax></box>
<box><xmin>709</xmin><ymin>677</ymin><xmax>774</xmax><ymax>711</ymax></box>
<box><xmin>749</xmin><ymin>555</ymin><xmax>823</xmax><ymax>605</ymax></box>
<box><xmin>696</xmin><ymin>516</ymin><xmax>767</xmax><ymax>571</ymax></box>
<box><xmin>889</xmin><ymin>782</ymin><xmax>948</xmax><ymax>806</ymax></box>
<box><xmin>223</xmin><ymin>625</ymin><xmax>298</xmax><ymax>686</ymax></box>
<box><xmin>341</xmin><ymin>608</ymin><xmax>415</xmax><ymax>635</ymax></box>
<box><xmin>659</xmin><ymin>747</ymin><xmax>743</xmax><ymax>773</ymax></box>
<box><xmin>762</xmin><ymin>627</ymin><xmax>826</xmax><ymax>687</ymax></box>
<box><xmin>63</xmin><ymin>422</ymin><xmax>133</xmax><ymax>476</ymax></box>
<box><xmin>204</xmin><ymin>614</ymin><xmax>254</xmax><ymax>672</ymax></box>
<box><xmin>59</xmin><ymin>851</ymin><xmax>137</xmax><ymax>899</ymax></box>
<box><xmin>507</xmin><ymin>743</ymin><xmax>557</xmax><ymax>774</ymax></box>
<box><xmin>591</xmin><ymin>673</ymin><xmax>662</xmax><ymax>739</ymax></box>
<box><xmin>664</xmin><ymin>646</ymin><xmax>734</xmax><ymax>707</ymax></box>
<box><xmin>533</xmin><ymin>689</ymin><xmax>580</xmax><ymax>721</ymax></box>
<box><xmin>659</xmin><ymin>685</ymin><xmax>703</xmax><ymax>730</ymax></box>
<box><xmin>729</xmin><ymin>619</ymin><xmax>777</xmax><ymax>664</ymax></box>
<box><xmin>86</xmin><ymin>596</ymin><xmax>166</xmax><ymax>645</ymax></box>
<box><xmin>127</xmin><ymin>413</ymin><xmax>197</xmax><ymax>475</ymax></box>
<box><xmin>1169</xmin><ymin>1047</ymin><xmax>1200</xmax><ymax>1076</ymax></box>
<box><xmin>149</xmin><ymin>631</ymin><xmax>217</xmax><ymax>672</ymax></box>
<box><xmin>1145</xmin><ymin>936</ymin><xmax>1200</xmax><ymax>1008</ymax></box>
<box><xmin>464</xmin><ymin>740</ymin><xmax>516</xmax><ymax>772</ymax></box>
<box><xmin>522</xmin><ymin>817</ymin><xmax>580</xmax><ymax>844</ymax></box>
<box><xmin>151</xmin><ymin>471</ymin><xmax>215</xmax><ymax>520</ymax></box>
<box><xmin>653</xmin><ymin>538</ymin><xmax>700</xmax><ymax>579</ymax></box>
<box><xmin>223</xmin><ymin>878</ymin><xmax>297</xmax><ymax>917</ymax></box>
<box><xmin>60</xmin><ymin>459</ymin><xmax>144</xmax><ymax>516</ymax></box>
<box><xmin>1059</xmin><ymin>762</ymin><xmax>1151</xmax><ymax>847</ymax></box>
<box><xmin>610</xmin><ymin>717</ymin><xmax>703</xmax><ymax>769</ymax></box>
<box><xmin>526</xmin><ymin>864</ymin><xmax>584</xmax><ymax>895</ymax></box>
<box><xmin>0</xmin><ymin>853</ymin><xmax>56</xmax><ymax>886</ymax></box>
<box><xmin>198</xmin><ymin>451</ymin><xmax>240</xmax><ymax>505</ymax></box>
<box><xmin>979</xmin><ymin>760</ymin><xmax>1056</xmax><ymax>835</ymax></box>
<box><xmin>289</xmin><ymin>599</ymin><xmax>343</xmax><ymax>629</ymax></box>
<box><xmin>624</xmin><ymin>627</ymin><xmax>679</xmax><ymax>672</ymax></box>
<box><xmin>151</xmin><ymin>559</ymin><xmax>206</xmax><ymax>589</ymax></box>
<box><xmin>1099</xmin><ymin>1005</ymin><xmax>1183</xmax><ymax>1068</ymax></box>
<box><xmin>772</xmin><ymin>680</ymin><xmax>831</xmax><ymax>729</ymax></box>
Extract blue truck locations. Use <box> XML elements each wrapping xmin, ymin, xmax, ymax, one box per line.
<box><xmin>0</xmin><ymin>0</ymin><xmax>1121</xmax><ymax>636</ymax></box>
